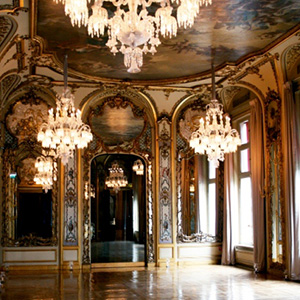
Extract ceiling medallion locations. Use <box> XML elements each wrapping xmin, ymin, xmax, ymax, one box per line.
<box><xmin>37</xmin><ymin>56</ymin><xmax>93</xmax><ymax>166</ymax></box>
<box><xmin>189</xmin><ymin>63</ymin><xmax>241</xmax><ymax>168</ymax></box>
<box><xmin>54</xmin><ymin>0</ymin><xmax>212</xmax><ymax>73</ymax></box>
<box><xmin>105</xmin><ymin>161</ymin><xmax>128</xmax><ymax>193</ymax></box>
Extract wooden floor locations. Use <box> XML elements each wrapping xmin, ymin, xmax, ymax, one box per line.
<box><xmin>0</xmin><ymin>265</ymin><xmax>299</xmax><ymax>299</ymax></box>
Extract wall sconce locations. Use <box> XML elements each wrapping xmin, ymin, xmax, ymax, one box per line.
<box><xmin>133</xmin><ymin>159</ymin><xmax>144</xmax><ymax>175</ymax></box>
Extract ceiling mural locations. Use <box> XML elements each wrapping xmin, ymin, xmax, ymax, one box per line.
<box><xmin>36</xmin><ymin>0</ymin><xmax>300</xmax><ymax>82</ymax></box>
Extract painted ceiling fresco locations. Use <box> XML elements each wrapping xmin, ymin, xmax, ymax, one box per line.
<box><xmin>36</xmin><ymin>0</ymin><xmax>300</xmax><ymax>82</ymax></box>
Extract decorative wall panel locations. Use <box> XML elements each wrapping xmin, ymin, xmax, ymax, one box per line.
<box><xmin>64</xmin><ymin>155</ymin><xmax>78</xmax><ymax>246</ymax></box>
<box><xmin>158</xmin><ymin>118</ymin><xmax>172</xmax><ymax>243</ymax></box>
<box><xmin>0</xmin><ymin>16</ymin><xmax>17</xmax><ymax>52</ymax></box>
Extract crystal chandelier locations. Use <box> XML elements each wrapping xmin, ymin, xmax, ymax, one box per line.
<box><xmin>34</xmin><ymin>155</ymin><xmax>57</xmax><ymax>193</ymax></box>
<box><xmin>37</xmin><ymin>56</ymin><xmax>93</xmax><ymax>165</ymax></box>
<box><xmin>189</xmin><ymin>64</ymin><xmax>241</xmax><ymax>168</ymax></box>
<box><xmin>105</xmin><ymin>162</ymin><xmax>128</xmax><ymax>192</ymax></box>
<box><xmin>54</xmin><ymin>0</ymin><xmax>212</xmax><ymax>73</ymax></box>
<box><xmin>132</xmin><ymin>159</ymin><xmax>144</xmax><ymax>175</ymax></box>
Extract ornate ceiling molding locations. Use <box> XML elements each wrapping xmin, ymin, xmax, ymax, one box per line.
<box><xmin>224</xmin><ymin>53</ymin><xmax>277</xmax><ymax>84</ymax></box>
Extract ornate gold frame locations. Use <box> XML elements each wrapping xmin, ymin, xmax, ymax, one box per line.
<box><xmin>1</xmin><ymin>147</ymin><xmax>58</xmax><ymax>247</ymax></box>
<box><xmin>81</xmin><ymin>95</ymin><xmax>155</xmax><ymax>264</ymax></box>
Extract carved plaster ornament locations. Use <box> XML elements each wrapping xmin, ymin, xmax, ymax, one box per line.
<box><xmin>286</xmin><ymin>44</ymin><xmax>300</xmax><ymax>71</ymax></box>
<box><xmin>0</xmin><ymin>75</ymin><xmax>20</xmax><ymax>103</ymax></box>
<box><xmin>18</xmin><ymin>158</ymin><xmax>37</xmax><ymax>186</ymax></box>
<box><xmin>220</xmin><ymin>86</ymin><xmax>241</xmax><ymax>111</ymax></box>
<box><xmin>0</xmin><ymin>16</ymin><xmax>17</xmax><ymax>53</ymax></box>
<box><xmin>6</xmin><ymin>102</ymin><xmax>48</xmax><ymax>143</ymax></box>
<box><xmin>179</xmin><ymin>108</ymin><xmax>205</xmax><ymax>142</ymax></box>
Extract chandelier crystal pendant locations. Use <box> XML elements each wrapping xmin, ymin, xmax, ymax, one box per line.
<box><xmin>34</xmin><ymin>155</ymin><xmax>57</xmax><ymax>193</ymax></box>
<box><xmin>189</xmin><ymin>64</ymin><xmax>241</xmax><ymax>168</ymax></box>
<box><xmin>54</xmin><ymin>0</ymin><xmax>212</xmax><ymax>73</ymax></box>
<box><xmin>37</xmin><ymin>56</ymin><xmax>93</xmax><ymax>165</ymax></box>
<box><xmin>132</xmin><ymin>159</ymin><xmax>144</xmax><ymax>175</ymax></box>
<box><xmin>105</xmin><ymin>162</ymin><xmax>128</xmax><ymax>193</ymax></box>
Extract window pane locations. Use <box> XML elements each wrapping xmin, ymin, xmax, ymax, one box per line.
<box><xmin>240</xmin><ymin>120</ymin><xmax>249</xmax><ymax>144</ymax></box>
<box><xmin>208</xmin><ymin>161</ymin><xmax>216</xmax><ymax>179</ymax></box>
<box><xmin>239</xmin><ymin>177</ymin><xmax>253</xmax><ymax>245</ymax></box>
<box><xmin>240</xmin><ymin>148</ymin><xmax>250</xmax><ymax>173</ymax></box>
<box><xmin>208</xmin><ymin>183</ymin><xmax>216</xmax><ymax>236</ymax></box>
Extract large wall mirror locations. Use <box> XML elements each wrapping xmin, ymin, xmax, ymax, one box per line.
<box><xmin>90</xmin><ymin>154</ymin><xmax>146</xmax><ymax>263</ymax></box>
<box><xmin>265</xmin><ymin>89</ymin><xmax>286</xmax><ymax>272</ymax></box>
<box><xmin>1</xmin><ymin>96</ymin><xmax>58</xmax><ymax>247</ymax></box>
<box><xmin>176</xmin><ymin>100</ymin><xmax>223</xmax><ymax>243</ymax></box>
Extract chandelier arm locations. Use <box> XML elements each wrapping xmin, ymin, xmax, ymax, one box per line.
<box><xmin>110</xmin><ymin>0</ymin><xmax>129</xmax><ymax>7</ymax></box>
<box><xmin>141</xmin><ymin>0</ymin><xmax>157</xmax><ymax>7</ymax></box>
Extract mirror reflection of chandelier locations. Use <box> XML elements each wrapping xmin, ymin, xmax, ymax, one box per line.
<box><xmin>105</xmin><ymin>162</ymin><xmax>128</xmax><ymax>192</ymax></box>
<box><xmin>189</xmin><ymin>63</ymin><xmax>241</xmax><ymax>168</ymax></box>
<box><xmin>37</xmin><ymin>57</ymin><xmax>93</xmax><ymax>165</ymax></box>
<box><xmin>132</xmin><ymin>159</ymin><xmax>144</xmax><ymax>175</ymax></box>
<box><xmin>54</xmin><ymin>0</ymin><xmax>212</xmax><ymax>73</ymax></box>
<box><xmin>34</xmin><ymin>156</ymin><xmax>57</xmax><ymax>193</ymax></box>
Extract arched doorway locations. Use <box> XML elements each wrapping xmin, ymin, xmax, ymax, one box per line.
<box><xmin>90</xmin><ymin>154</ymin><xmax>146</xmax><ymax>264</ymax></box>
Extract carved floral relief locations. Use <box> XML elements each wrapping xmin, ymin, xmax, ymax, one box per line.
<box><xmin>6</xmin><ymin>102</ymin><xmax>48</xmax><ymax>143</ymax></box>
<box><xmin>18</xmin><ymin>158</ymin><xmax>36</xmax><ymax>186</ymax></box>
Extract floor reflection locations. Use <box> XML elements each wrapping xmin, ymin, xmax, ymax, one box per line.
<box><xmin>1</xmin><ymin>265</ymin><xmax>300</xmax><ymax>300</ymax></box>
<box><xmin>91</xmin><ymin>241</ymin><xmax>145</xmax><ymax>263</ymax></box>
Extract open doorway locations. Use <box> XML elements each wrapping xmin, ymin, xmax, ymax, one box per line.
<box><xmin>90</xmin><ymin>154</ymin><xmax>146</xmax><ymax>264</ymax></box>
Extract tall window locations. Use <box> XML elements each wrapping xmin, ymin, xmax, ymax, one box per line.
<box><xmin>208</xmin><ymin>161</ymin><xmax>216</xmax><ymax>236</ymax></box>
<box><xmin>237</xmin><ymin>119</ymin><xmax>253</xmax><ymax>246</ymax></box>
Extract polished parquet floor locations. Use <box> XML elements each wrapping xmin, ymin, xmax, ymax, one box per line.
<box><xmin>0</xmin><ymin>265</ymin><xmax>300</xmax><ymax>300</ymax></box>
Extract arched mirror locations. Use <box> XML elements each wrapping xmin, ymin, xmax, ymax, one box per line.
<box><xmin>1</xmin><ymin>95</ymin><xmax>58</xmax><ymax>247</ymax></box>
<box><xmin>265</xmin><ymin>88</ymin><xmax>286</xmax><ymax>272</ymax></box>
<box><xmin>176</xmin><ymin>100</ymin><xmax>222</xmax><ymax>243</ymax></box>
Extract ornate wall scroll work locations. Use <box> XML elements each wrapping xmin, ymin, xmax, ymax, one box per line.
<box><xmin>158</xmin><ymin>118</ymin><xmax>172</xmax><ymax>243</ymax></box>
<box><xmin>64</xmin><ymin>155</ymin><xmax>78</xmax><ymax>245</ymax></box>
<box><xmin>0</xmin><ymin>16</ymin><xmax>17</xmax><ymax>53</ymax></box>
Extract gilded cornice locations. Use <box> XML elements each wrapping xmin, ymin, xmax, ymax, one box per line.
<box><xmin>226</xmin><ymin>53</ymin><xmax>279</xmax><ymax>85</ymax></box>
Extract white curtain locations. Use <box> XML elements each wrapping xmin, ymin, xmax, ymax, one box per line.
<box><xmin>282</xmin><ymin>82</ymin><xmax>300</xmax><ymax>280</ymax></box>
<box><xmin>221</xmin><ymin>154</ymin><xmax>238</xmax><ymax>265</ymax></box>
<box><xmin>250</xmin><ymin>98</ymin><xmax>265</xmax><ymax>272</ymax></box>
